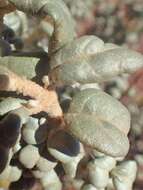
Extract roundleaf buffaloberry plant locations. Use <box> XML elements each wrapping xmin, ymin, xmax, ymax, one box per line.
<box><xmin>0</xmin><ymin>0</ymin><xmax>143</xmax><ymax>190</ymax></box>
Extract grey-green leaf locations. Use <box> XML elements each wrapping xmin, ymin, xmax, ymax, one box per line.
<box><xmin>0</xmin><ymin>56</ymin><xmax>39</xmax><ymax>79</ymax></box>
<box><xmin>50</xmin><ymin>35</ymin><xmax>104</xmax><ymax>69</ymax></box>
<box><xmin>66</xmin><ymin>114</ymin><xmax>129</xmax><ymax>157</ymax></box>
<box><xmin>0</xmin><ymin>97</ymin><xmax>27</xmax><ymax>116</ymax></box>
<box><xmin>50</xmin><ymin>36</ymin><xmax>143</xmax><ymax>85</ymax></box>
<box><xmin>65</xmin><ymin>89</ymin><xmax>130</xmax><ymax>157</ymax></box>
<box><xmin>68</xmin><ymin>89</ymin><xmax>130</xmax><ymax>135</ymax></box>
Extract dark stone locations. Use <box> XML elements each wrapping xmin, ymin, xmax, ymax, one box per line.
<box><xmin>0</xmin><ymin>114</ymin><xmax>21</xmax><ymax>148</ymax></box>
<box><xmin>0</xmin><ymin>145</ymin><xmax>9</xmax><ymax>173</ymax></box>
<box><xmin>47</xmin><ymin>130</ymin><xmax>80</xmax><ymax>157</ymax></box>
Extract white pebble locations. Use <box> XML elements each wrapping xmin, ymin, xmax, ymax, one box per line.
<box><xmin>19</xmin><ymin>145</ymin><xmax>40</xmax><ymax>168</ymax></box>
<box><xmin>37</xmin><ymin>157</ymin><xmax>57</xmax><ymax>172</ymax></box>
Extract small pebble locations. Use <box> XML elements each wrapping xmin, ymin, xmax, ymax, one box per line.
<box><xmin>19</xmin><ymin>145</ymin><xmax>40</xmax><ymax>169</ymax></box>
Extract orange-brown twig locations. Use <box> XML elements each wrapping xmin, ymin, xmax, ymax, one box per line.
<box><xmin>0</xmin><ymin>66</ymin><xmax>62</xmax><ymax>117</ymax></box>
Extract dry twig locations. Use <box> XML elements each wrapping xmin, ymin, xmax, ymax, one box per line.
<box><xmin>0</xmin><ymin>66</ymin><xmax>62</xmax><ymax>117</ymax></box>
